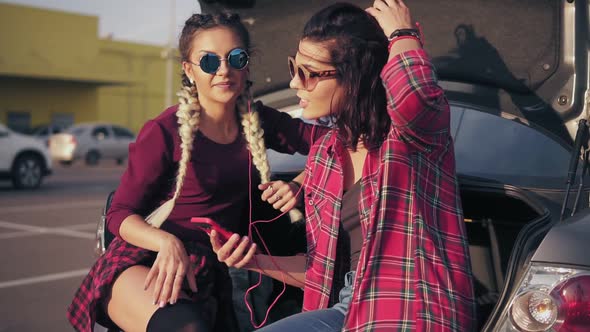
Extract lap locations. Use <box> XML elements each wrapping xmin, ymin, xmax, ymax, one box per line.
<box><xmin>256</xmin><ymin>308</ymin><xmax>345</xmax><ymax>332</ymax></box>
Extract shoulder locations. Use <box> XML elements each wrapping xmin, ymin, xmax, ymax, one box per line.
<box><xmin>309</xmin><ymin>130</ymin><xmax>336</xmax><ymax>157</ymax></box>
<box><xmin>135</xmin><ymin>105</ymin><xmax>179</xmax><ymax>147</ymax></box>
<box><xmin>152</xmin><ymin>104</ymin><xmax>180</xmax><ymax>132</ymax></box>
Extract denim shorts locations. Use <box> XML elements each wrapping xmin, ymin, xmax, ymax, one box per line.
<box><xmin>255</xmin><ymin>271</ymin><xmax>355</xmax><ymax>332</ymax></box>
<box><xmin>331</xmin><ymin>270</ymin><xmax>355</xmax><ymax>315</ymax></box>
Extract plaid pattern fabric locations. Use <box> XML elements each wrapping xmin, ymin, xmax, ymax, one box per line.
<box><xmin>67</xmin><ymin>237</ymin><xmax>237</xmax><ymax>332</ymax></box>
<box><xmin>301</xmin><ymin>49</ymin><xmax>476</xmax><ymax>331</ymax></box>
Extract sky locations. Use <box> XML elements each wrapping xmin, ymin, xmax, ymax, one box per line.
<box><xmin>0</xmin><ymin>0</ymin><xmax>202</xmax><ymax>46</ymax></box>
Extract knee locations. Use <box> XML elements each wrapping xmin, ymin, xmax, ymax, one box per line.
<box><xmin>146</xmin><ymin>299</ymin><xmax>210</xmax><ymax>332</ymax></box>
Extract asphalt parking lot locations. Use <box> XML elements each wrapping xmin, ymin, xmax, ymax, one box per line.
<box><xmin>0</xmin><ymin>162</ymin><xmax>124</xmax><ymax>332</ymax></box>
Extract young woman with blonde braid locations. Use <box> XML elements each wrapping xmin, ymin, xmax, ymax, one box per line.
<box><xmin>67</xmin><ymin>13</ymin><xmax>324</xmax><ymax>332</ymax></box>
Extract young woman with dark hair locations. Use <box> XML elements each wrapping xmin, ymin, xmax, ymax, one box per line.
<box><xmin>211</xmin><ymin>2</ymin><xmax>476</xmax><ymax>331</ymax></box>
<box><xmin>67</xmin><ymin>12</ymin><xmax>324</xmax><ymax>332</ymax></box>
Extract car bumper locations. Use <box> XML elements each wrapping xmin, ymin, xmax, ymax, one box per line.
<box><xmin>49</xmin><ymin>149</ymin><xmax>75</xmax><ymax>161</ymax></box>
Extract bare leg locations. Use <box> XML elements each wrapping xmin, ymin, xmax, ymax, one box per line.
<box><xmin>106</xmin><ymin>265</ymin><xmax>193</xmax><ymax>332</ymax></box>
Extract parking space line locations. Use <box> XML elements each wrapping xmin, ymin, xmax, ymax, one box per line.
<box><xmin>0</xmin><ymin>269</ymin><xmax>89</xmax><ymax>289</ymax></box>
<box><xmin>0</xmin><ymin>200</ymin><xmax>104</xmax><ymax>213</ymax></box>
<box><xmin>0</xmin><ymin>220</ymin><xmax>94</xmax><ymax>239</ymax></box>
<box><xmin>0</xmin><ymin>231</ymin><xmax>45</xmax><ymax>240</ymax></box>
<box><xmin>66</xmin><ymin>223</ymin><xmax>98</xmax><ymax>230</ymax></box>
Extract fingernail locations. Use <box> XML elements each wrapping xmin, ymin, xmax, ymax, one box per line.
<box><xmin>170</xmin><ymin>299</ymin><xmax>176</xmax><ymax>305</ymax></box>
<box><xmin>242</xmin><ymin>236</ymin><xmax>249</xmax><ymax>242</ymax></box>
<box><xmin>159</xmin><ymin>301</ymin><xmax>166</xmax><ymax>308</ymax></box>
<box><xmin>153</xmin><ymin>299</ymin><xmax>157</xmax><ymax>305</ymax></box>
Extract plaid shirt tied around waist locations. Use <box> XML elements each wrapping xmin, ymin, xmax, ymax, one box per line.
<box><xmin>302</xmin><ymin>49</ymin><xmax>476</xmax><ymax>331</ymax></box>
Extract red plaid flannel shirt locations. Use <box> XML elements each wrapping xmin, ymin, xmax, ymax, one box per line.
<box><xmin>302</xmin><ymin>49</ymin><xmax>476</xmax><ymax>331</ymax></box>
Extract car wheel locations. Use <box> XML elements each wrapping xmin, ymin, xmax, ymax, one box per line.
<box><xmin>85</xmin><ymin>150</ymin><xmax>101</xmax><ymax>166</ymax></box>
<box><xmin>12</xmin><ymin>154</ymin><xmax>43</xmax><ymax>189</ymax></box>
<box><xmin>116</xmin><ymin>158</ymin><xmax>125</xmax><ymax>165</ymax></box>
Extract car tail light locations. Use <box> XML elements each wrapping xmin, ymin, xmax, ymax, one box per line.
<box><xmin>550</xmin><ymin>275</ymin><xmax>590</xmax><ymax>331</ymax></box>
<box><xmin>70</xmin><ymin>135</ymin><xmax>77</xmax><ymax>146</ymax></box>
<box><xmin>498</xmin><ymin>264</ymin><xmax>590</xmax><ymax>331</ymax></box>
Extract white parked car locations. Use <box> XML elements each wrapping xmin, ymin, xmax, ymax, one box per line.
<box><xmin>49</xmin><ymin>123</ymin><xmax>135</xmax><ymax>166</ymax></box>
<box><xmin>29</xmin><ymin>123</ymin><xmax>68</xmax><ymax>146</ymax></box>
<box><xmin>0</xmin><ymin>123</ymin><xmax>52</xmax><ymax>189</ymax></box>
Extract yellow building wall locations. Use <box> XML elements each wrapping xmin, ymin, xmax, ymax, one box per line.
<box><xmin>0</xmin><ymin>3</ymin><xmax>180</xmax><ymax>133</ymax></box>
<box><xmin>96</xmin><ymin>40</ymin><xmax>181</xmax><ymax>133</ymax></box>
<box><xmin>0</xmin><ymin>78</ymin><xmax>98</xmax><ymax>126</ymax></box>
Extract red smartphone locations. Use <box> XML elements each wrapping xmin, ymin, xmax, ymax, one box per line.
<box><xmin>190</xmin><ymin>217</ymin><xmax>233</xmax><ymax>242</ymax></box>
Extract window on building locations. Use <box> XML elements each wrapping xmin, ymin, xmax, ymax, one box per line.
<box><xmin>7</xmin><ymin>111</ymin><xmax>31</xmax><ymax>133</ymax></box>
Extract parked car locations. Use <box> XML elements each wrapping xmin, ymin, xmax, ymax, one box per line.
<box><xmin>29</xmin><ymin>123</ymin><xmax>68</xmax><ymax>146</ymax></box>
<box><xmin>49</xmin><ymin>123</ymin><xmax>135</xmax><ymax>166</ymax></box>
<box><xmin>249</xmin><ymin>1</ymin><xmax>590</xmax><ymax>330</ymax></box>
<box><xmin>93</xmin><ymin>0</ymin><xmax>590</xmax><ymax>331</ymax></box>
<box><xmin>0</xmin><ymin>123</ymin><xmax>52</xmax><ymax>189</ymax></box>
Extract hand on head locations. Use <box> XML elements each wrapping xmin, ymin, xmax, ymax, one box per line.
<box><xmin>259</xmin><ymin>180</ymin><xmax>302</xmax><ymax>212</ymax></box>
<box><xmin>144</xmin><ymin>233</ymin><xmax>197</xmax><ymax>308</ymax></box>
<box><xmin>209</xmin><ymin>230</ymin><xmax>257</xmax><ymax>269</ymax></box>
<box><xmin>366</xmin><ymin>0</ymin><xmax>414</xmax><ymax>37</ymax></box>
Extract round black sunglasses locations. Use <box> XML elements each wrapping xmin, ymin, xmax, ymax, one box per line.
<box><xmin>189</xmin><ymin>48</ymin><xmax>249</xmax><ymax>74</ymax></box>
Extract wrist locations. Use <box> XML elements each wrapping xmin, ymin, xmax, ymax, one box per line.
<box><xmin>289</xmin><ymin>180</ymin><xmax>302</xmax><ymax>190</ymax></box>
<box><xmin>388</xmin><ymin>36</ymin><xmax>422</xmax><ymax>53</ymax></box>
<box><xmin>387</xmin><ymin>28</ymin><xmax>420</xmax><ymax>42</ymax></box>
<box><xmin>157</xmin><ymin>231</ymin><xmax>178</xmax><ymax>251</ymax></box>
<box><xmin>289</xmin><ymin>180</ymin><xmax>304</xmax><ymax>207</ymax></box>
<box><xmin>387</xmin><ymin>23</ymin><xmax>424</xmax><ymax>53</ymax></box>
<box><xmin>244</xmin><ymin>254</ymin><xmax>260</xmax><ymax>270</ymax></box>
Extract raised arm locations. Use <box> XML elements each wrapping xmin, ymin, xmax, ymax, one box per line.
<box><xmin>368</xmin><ymin>0</ymin><xmax>450</xmax><ymax>148</ymax></box>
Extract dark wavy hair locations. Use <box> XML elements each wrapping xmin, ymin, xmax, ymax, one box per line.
<box><xmin>178</xmin><ymin>13</ymin><xmax>251</xmax><ymax>87</ymax></box>
<box><xmin>302</xmin><ymin>3</ymin><xmax>390</xmax><ymax>150</ymax></box>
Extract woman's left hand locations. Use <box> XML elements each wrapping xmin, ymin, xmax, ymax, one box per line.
<box><xmin>366</xmin><ymin>0</ymin><xmax>414</xmax><ymax>37</ymax></box>
<box><xmin>259</xmin><ymin>181</ymin><xmax>302</xmax><ymax>212</ymax></box>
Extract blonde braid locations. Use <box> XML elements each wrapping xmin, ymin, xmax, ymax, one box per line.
<box><xmin>146</xmin><ymin>85</ymin><xmax>201</xmax><ymax>228</ymax></box>
<box><xmin>237</xmin><ymin>87</ymin><xmax>271</xmax><ymax>184</ymax></box>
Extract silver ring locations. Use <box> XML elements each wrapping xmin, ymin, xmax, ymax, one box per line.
<box><xmin>275</xmin><ymin>194</ymin><xmax>282</xmax><ymax>201</ymax></box>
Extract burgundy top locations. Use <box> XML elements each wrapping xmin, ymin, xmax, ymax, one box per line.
<box><xmin>107</xmin><ymin>103</ymin><xmax>325</xmax><ymax>242</ymax></box>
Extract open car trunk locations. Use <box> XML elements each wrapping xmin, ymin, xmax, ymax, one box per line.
<box><xmin>203</xmin><ymin>0</ymin><xmax>587</xmax><ymax>145</ymax></box>
<box><xmin>458</xmin><ymin>180</ymin><xmax>552</xmax><ymax>329</ymax></box>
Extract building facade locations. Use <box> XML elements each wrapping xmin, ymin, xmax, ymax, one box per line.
<box><xmin>0</xmin><ymin>3</ymin><xmax>181</xmax><ymax>134</ymax></box>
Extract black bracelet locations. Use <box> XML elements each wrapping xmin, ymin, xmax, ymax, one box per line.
<box><xmin>388</xmin><ymin>28</ymin><xmax>421</xmax><ymax>42</ymax></box>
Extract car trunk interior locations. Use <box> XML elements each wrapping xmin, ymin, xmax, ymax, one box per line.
<box><xmin>205</xmin><ymin>0</ymin><xmax>578</xmax><ymax>145</ymax></box>
<box><xmin>460</xmin><ymin>186</ymin><xmax>545</xmax><ymax>328</ymax></box>
<box><xmin>263</xmin><ymin>180</ymin><xmax>549</xmax><ymax>329</ymax></box>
